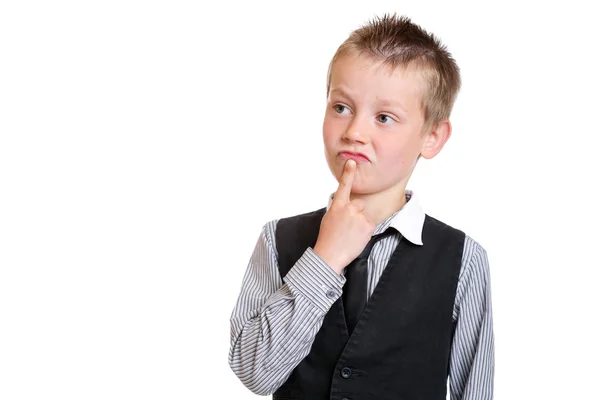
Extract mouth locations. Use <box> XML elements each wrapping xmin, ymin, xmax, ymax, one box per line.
<box><xmin>339</xmin><ymin>151</ymin><xmax>370</xmax><ymax>163</ymax></box>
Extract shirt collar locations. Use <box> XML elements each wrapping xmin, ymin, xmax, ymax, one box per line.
<box><xmin>326</xmin><ymin>190</ymin><xmax>425</xmax><ymax>245</ymax></box>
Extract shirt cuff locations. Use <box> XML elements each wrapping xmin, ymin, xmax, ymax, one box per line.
<box><xmin>283</xmin><ymin>247</ymin><xmax>346</xmax><ymax>314</ymax></box>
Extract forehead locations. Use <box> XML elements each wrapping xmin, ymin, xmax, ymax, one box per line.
<box><xmin>329</xmin><ymin>53</ymin><xmax>426</xmax><ymax>112</ymax></box>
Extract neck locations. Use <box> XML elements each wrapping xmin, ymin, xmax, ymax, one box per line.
<box><xmin>350</xmin><ymin>184</ymin><xmax>407</xmax><ymax>226</ymax></box>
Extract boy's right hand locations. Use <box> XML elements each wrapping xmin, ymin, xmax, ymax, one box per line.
<box><xmin>313</xmin><ymin>159</ymin><xmax>376</xmax><ymax>275</ymax></box>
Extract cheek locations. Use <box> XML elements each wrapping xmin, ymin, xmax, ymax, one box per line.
<box><xmin>373</xmin><ymin>139</ymin><xmax>417</xmax><ymax>177</ymax></box>
<box><xmin>322</xmin><ymin>119</ymin><xmax>338</xmax><ymax>149</ymax></box>
<box><xmin>376</xmin><ymin>139</ymin><xmax>408</xmax><ymax>164</ymax></box>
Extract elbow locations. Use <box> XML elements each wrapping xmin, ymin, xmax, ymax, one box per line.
<box><xmin>228</xmin><ymin>358</ymin><xmax>277</xmax><ymax>396</ymax></box>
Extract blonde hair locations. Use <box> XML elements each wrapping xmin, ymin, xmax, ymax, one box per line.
<box><xmin>326</xmin><ymin>14</ymin><xmax>461</xmax><ymax>133</ymax></box>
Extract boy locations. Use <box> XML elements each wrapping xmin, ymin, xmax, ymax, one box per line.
<box><xmin>229</xmin><ymin>14</ymin><xmax>494</xmax><ymax>400</ymax></box>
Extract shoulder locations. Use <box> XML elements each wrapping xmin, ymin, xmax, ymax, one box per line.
<box><xmin>424</xmin><ymin>214</ymin><xmax>464</xmax><ymax>234</ymax></box>
<box><xmin>460</xmin><ymin>235</ymin><xmax>490</xmax><ymax>281</ymax></box>
<box><xmin>462</xmin><ymin>235</ymin><xmax>488</xmax><ymax>261</ymax></box>
<box><xmin>423</xmin><ymin>214</ymin><xmax>487</xmax><ymax>253</ymax></box>
<box><xmin>426</xmin><ymin>215</ymin><xmax>489</xmax><ymax>276</ymax></box>
<box><xmin>277</xmin><ymin>207</ymin><xmax>327</xmax><ymax>224</ymax></box>
<box><xmin>422</xmin><ymin>214</ymin><xmax>467</xmax><ymax>248</ymax></box>
<box><xmin>260</xmin><ymin>207</ymin><xmax>327</xmax><ymax>253</ymax></box>
<box><xmin>275</xmin><ymin>207</ymin><xmax>327</xmax><ymax>237</ymax></box>
<box><xmin>423</xmin><ymin>215</ymin><xmax>490</xmax><ymax>275</ymax></box>
<box><xmin>453</xmin><ymin>234</ymin><xmax>491</xmax><ymax>311</ymax></box>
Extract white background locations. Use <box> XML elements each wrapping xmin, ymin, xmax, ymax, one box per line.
<box><xmin>1</xmin><ymin>0</ymin><xmax>599</xmax><ymax>399</ymax></box>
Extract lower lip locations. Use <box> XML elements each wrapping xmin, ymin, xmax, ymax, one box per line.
<box><xmin>339</xmin><ymin>152</ymin><xmax>369</xmax><ymax>163</ymax></box>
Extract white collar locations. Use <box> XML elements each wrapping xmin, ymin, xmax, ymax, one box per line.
<box><xmin>326</xmin><ymin>190</ymin><xmax>425</xmax><ymax>246</ymax></box>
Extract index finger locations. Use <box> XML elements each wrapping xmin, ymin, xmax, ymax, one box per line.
<box><xmin>332</xmin><ymin>159</ymin><xmax>356</xmax><ymax>206</ymax></box>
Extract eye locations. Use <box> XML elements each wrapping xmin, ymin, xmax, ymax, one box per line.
<box><xmin>333</xmin><ymin>104</ymin><xmax>351</xmax><ymax>115</ymax></box>
<box><xmin>377</xmin><ymin>114</ymin><xmax>395</xmax><ymax>124</ymax></box>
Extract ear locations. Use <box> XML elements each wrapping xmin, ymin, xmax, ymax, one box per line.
<box><xmin>420</xmin><ymin>120</ymin><xmax>452</xmax><ymax>160</ymax></box>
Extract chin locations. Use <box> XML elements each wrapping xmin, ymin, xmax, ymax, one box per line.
<box><xmin>352</xmin><ymin>185</ymin><xmax>377</xmax><ymax>195</ymax></box>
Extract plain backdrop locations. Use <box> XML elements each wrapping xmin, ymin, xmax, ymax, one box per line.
<box><xmin>1</xmin><ymin>0</ymin><xmax>599</xmax><ymax>399</ymax></box>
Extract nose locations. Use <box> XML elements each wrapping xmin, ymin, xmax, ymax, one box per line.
<box><xmin>342</xmin><ymin>115</ymin><xmax>369</xmax><ymax>144</ymax></box>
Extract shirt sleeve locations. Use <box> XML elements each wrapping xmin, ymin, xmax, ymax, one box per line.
<box><xmin>449</xmin><ymin>236</ymin><xmax>495</xmax><ymax>400</ymax></box>
<box><xmin>228</xmin><ymin>219</ymin><xmax>345</xmax><ymax>395</ymax></box>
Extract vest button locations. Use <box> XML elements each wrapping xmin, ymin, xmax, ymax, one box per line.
<box><xmin>340</xmin><ymin>367</ymin><xmax>352</xmax><ymax>378</ymax></box>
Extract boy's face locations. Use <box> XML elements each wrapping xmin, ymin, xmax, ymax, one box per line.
<box><xmin>323</xmin><ymin>53</ymin><xmax>438</xmax><ymax>197</ymax></box>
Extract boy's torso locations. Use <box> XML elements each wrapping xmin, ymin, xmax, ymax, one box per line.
<box><xmin>272</xmin><ymin>207</ymin><xmax>464</xmax><ymax>400</ymax></box>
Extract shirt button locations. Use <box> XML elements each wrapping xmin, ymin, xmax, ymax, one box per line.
<box><xmin>326</xmin><ymin>289</ymin><xmax>337</xmax><ymax>299</ymax></box>
<box><xmin>341</xmin><ymin>367</ymin><xmax>352</xmax><ymax>378</ymax></box>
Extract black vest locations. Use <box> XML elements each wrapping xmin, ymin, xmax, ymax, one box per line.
<box><xmin>273</xmin><ymin>207</ymin><xmax>465</xmax><ymax>400</ymax></box>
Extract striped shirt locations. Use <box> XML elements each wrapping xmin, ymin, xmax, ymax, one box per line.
<box><xmin>229</xmin><ymin>191</ymin><xmax>494</xmax><ymax>399</ymax></box>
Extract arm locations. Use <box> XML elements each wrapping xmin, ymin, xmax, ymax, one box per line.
<box><xmin>449</xmin><ymin>236</ymin><xmax>495</xmax><ymax>400</ymax></box>
<box><xmin>228</xmin><ymin>220</ymin><xmax>345</xmax><ymax>395</ymax></box>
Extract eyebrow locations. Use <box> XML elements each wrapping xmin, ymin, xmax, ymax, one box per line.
<box><xmin>330</xmin><ymin>87</ymin><xmax>354</xmax><ymax>99</ymax></box>
<box><xmin>329</xmin><ymin>87</ymin><xmax>408</xmax><ymax>115</ymax></box>
<box><xmin>376</xmin><ymin>97</ymin><xmax>408</xmax><ymax>114</ymax></box>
